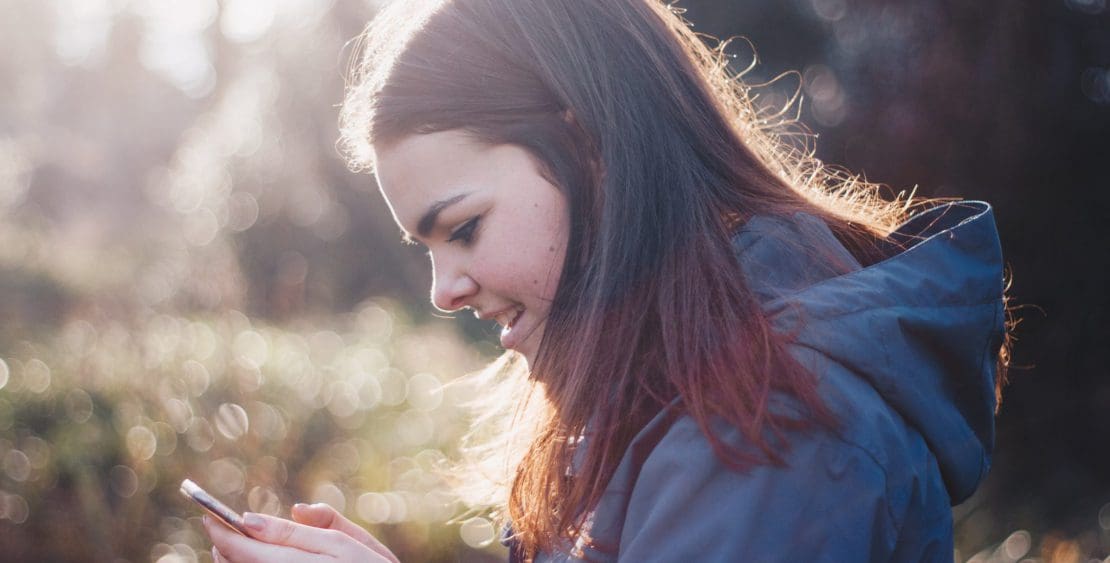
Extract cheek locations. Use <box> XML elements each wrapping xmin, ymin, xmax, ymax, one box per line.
<box><xmin>483</xmin><ymin>246</ymin><xmax>559</xmax><ymax>298</ymax></box>
<box><xmin>528</xmin><ymin>217</ymin><xmax>567</xmax><ymax>302</ymax></box>
<box><xmin>487</xmin><ymin>218</ymin><xmax>565</xmax><ymax>301</ymax></box>
<box><xmin>528</xmin><ymin>244</ymin><xmax>564</xmax><ymax>302</ymax></box>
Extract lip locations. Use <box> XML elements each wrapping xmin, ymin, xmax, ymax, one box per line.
<box><xmin>478</xmin><ymin>306</ymin><xmax>518</xmax><ymax>324</ymax></box>
<box><xmin>476</xmin><ymin>306</ymin><xmax>527</xmax><ymax>349</ymax></box>
<box><xmin>499</xmin><ymin>308</ymin><xmax>526</xmax><ymax>349</ymax></box>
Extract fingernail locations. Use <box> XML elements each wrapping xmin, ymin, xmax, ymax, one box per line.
<box><xmin>211</xmin><ymin>546</ymin><xmax>220</xmax><ymax>562</ymax></box>
<box><xmin>243</xmin><ymin>512</ymin><xmax>265</xmax><ymax>531</ymax></box>
<box><xmin>293</xmin><ymin>502</ymin><xmax>308</xmax><ymax>510</ymax></box>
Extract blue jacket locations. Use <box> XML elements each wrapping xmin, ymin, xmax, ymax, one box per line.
<box><xmin>523</xmin><ymin>201</ymin><xmax>1005</xmax><ymax>562</ymax></box>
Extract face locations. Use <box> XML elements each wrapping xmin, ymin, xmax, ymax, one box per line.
<box><xmin>373</xmin><ymin>130</ymin><xmax>569</xmax><ymax>367</ymax></box>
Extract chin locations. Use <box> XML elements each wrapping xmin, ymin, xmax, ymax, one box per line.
<box><xmin>511</xmin><ymin>327</ymin><xmax>544</xmax><ymax>371</ymax></box>
<box><xmin>519</xmin><ymin>350</ymin><xmax>535</xmax><ymax>371</ymax></box>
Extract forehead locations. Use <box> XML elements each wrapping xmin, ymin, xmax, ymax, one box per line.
<box><xmin>372</xmin><ymin>131</ymin><xmax>489</xmax><ymax>221</ymax></box>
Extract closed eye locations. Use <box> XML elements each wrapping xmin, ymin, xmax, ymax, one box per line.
<box><xmin>447</xmin><ymin>216</ymin><xmax>482</xmax><ymax>245</ymax></box>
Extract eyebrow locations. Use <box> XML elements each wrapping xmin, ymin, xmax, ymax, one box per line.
<box><xmin>407</xmin><ymin>192</ymin><xmax>471</xmax><ymax>242</ymax></box>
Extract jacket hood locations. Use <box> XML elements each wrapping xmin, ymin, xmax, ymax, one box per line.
<box><xmin>734</xmin><ymin>201</ymin><xmax>1005</xmax><ymax>503</ymax></box>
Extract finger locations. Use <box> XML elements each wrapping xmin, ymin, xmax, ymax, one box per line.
<box><xmin>204</xmin><ymin>514</ymin><xmax>328</xmax><ymax>563</ymax></box>
<box><xmin>291</xmin><ymin>503</ymin><xmax>375</xmax><ymax>543</ymax></box>
<box><xmin>292</xmin><ymin>503</ymin><xmax>400</xmax><ymax>563</ymax></box>
<box><xmin>239</xmin><ymin>511</ymin><xmax>355</xmax><ymax>555</ymax></box>
<box><xmin>290</xmin><ymin>502</ymin><xmax>330</xmax><ymax>527</ymax></box>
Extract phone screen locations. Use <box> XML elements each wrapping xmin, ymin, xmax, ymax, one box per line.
<box><xmin>180</xmin><ymin>479</ymin><xmax>250</xmax><ymax>536</ymax></box>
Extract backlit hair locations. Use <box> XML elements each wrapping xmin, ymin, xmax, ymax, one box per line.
<box><xmin>340</xmin><ymin>0</ymin><xmax>947</xmax><ymax>558</ymax></box>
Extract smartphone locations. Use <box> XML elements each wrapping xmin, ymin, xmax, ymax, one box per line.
<box><xmin>179</xmin><ymin>479</ymin><xmax>250</xmax><ymax>536</ymax></box>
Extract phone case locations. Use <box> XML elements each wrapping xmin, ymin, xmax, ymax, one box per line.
<box><xmin>180</xmin><ymin>479</ymin><xmax>250</xmax><ymax>536</ymax></box>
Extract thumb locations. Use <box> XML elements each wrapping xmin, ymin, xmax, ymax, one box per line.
<box><xmin>290</xmin><ymin>502</ymin><xmax>334</xmax><ymax>528</ymax></box>
<box><xmin>291</xmin><ymin>503</ymin><xmax>399</xmax><ymax>563</ymax></box>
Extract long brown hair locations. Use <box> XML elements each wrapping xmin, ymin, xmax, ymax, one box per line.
<box><xmin>341</xmin><ymin>0</ymin><xmax>926</xmax><ymax>557</ymax></box>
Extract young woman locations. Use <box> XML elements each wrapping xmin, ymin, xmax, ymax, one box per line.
<box><xmin>204</xmin><ymin>0</ymin><xmax>1008</xmax><ymax>561</ymax></box>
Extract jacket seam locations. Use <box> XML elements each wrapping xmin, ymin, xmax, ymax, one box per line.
<box><xmin>825</xmin><ymin>433</ymin><xmax>902</xmax><ymax>547</ymax></box>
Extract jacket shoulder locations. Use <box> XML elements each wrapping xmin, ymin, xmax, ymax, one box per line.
<box><xmin>604</xmin><ymin>413</ymin><xmax>901</xmax><ymax>562</ymax></box>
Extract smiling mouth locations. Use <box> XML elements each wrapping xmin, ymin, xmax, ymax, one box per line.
<box><xmin>495</xmin><ymin>307</ymin><xmax>524</xmax><ymax>330</ymax></box>
<box><xmin>497</xmin><ymin>307</ymin><xmax>526</xmax><ymax>349</ymax></box>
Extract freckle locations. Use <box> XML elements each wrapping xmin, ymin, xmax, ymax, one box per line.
<box><xmin>534</xmin><ymin>203</ymin><xmax>539</xmax><ymax>208</ymax></box>
<box><xmin>533</xmin><ymin>279</ymin><xmax>539</xmax><ymax>284</ymax></box>
<box><xmin>548</xmin><ymin>246</ymin><xmax>554</xmax><ymax>252</ymax></box>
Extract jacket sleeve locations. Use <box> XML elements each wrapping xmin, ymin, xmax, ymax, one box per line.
<box><xmin>614</xmin><ymin>417</ymin><xmax>899</xmax><ymax>562</ymax></box>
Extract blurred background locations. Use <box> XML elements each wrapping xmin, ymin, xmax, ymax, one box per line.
<box><xmin>0</xmin><ymin>0</ymin><xmax>1106</xmax><ymax>561</ymax></box>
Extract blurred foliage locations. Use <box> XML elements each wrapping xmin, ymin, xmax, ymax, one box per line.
<box><xmin>1</xmin><ymin>0</ymin><xmax>1108</xmax><ymax>561</ymax></box>
<box><xmin>0</xmin><ymin>305</ymin><xmax>504</xmax><ymax>562</ymax></box>
<box><xmin>0</xmin><ymin>0</ymin><xmax>504</xmax><ymax>561</ymax></box>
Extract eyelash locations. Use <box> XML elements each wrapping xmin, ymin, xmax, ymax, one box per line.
<box><xmin>447</xmin><ymin>216</ymin><xmax>481</xmax><ymax>245</ymax></box>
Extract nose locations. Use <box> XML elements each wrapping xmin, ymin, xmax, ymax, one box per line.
<box><xmin>430</xmin><ymin>259</ymin><xmax>478</xmax><ymax>312</ymax></box>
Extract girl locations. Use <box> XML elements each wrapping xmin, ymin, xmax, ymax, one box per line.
<box><xmin>204</xmin><ymin>0</ymin><xmax>1007</xmax><ymax>561</ymax></box>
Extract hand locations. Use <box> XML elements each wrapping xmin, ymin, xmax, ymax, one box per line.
<box><xmin>203</xmin><ymin>504</ymin><xmax>399</xmax><ymax>563</ymax></box>
<box><xmin>290</xmin><ymin>503</ymin><xmax>399</xmax><ymax>562</ymax></box>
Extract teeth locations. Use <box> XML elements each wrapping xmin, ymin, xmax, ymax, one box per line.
<box><xmin>496</xmin><ymin>307</ymin><xmax>522</xmax><ymax>329</ymax></box>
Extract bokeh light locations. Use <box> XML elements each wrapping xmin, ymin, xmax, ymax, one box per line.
<box><xmin>214</xmin><ymin>403</ymin><xmax>250</xmax><ymax>440</ymax></box>
<box><xmin>357</xmin><ymin>492</ymin><xmax>390</xmax><ymax>524</ymax></box>
<box><xmin>111</xmin><ymin>465</ymin><xmax>140</xmax><ymax>498</ymax></box>
<box><xmin>459</xmin><ymin>517</ymin><xmax>496</xmax><ymax>549</ymax></box>
<box><xmin>247</xmin><ymin>485</ymin><xmax>281</xmax><ymax>515</ymax></box>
